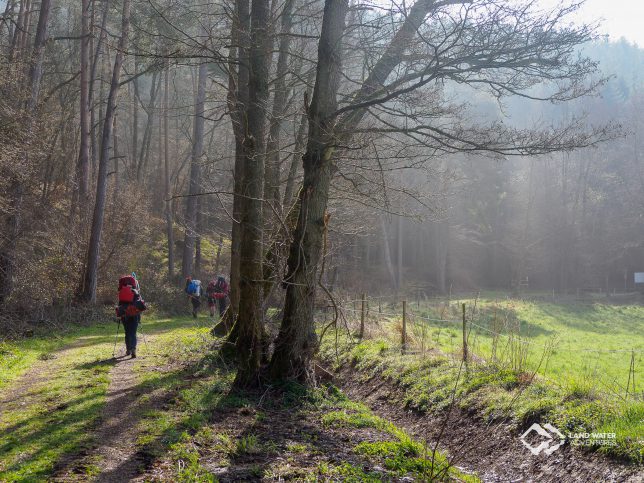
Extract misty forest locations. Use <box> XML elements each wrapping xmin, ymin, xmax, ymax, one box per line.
<box><xmin>0</xmin><ymin>0</ymin><xmax>643</xmax><ymax>480</ymax></box>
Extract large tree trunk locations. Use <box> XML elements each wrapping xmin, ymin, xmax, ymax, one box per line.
<box><xmin>224</xmin><ymin>0</ymin><xmax>250</xmax><ymax>330</ymax></box>
<box><xmin>269</xmin><ymin>0</ymin><xmax>349</xmax><ymax>382</ymax></box>
<box><xmin>80</xmin><ymin>0</ymin><xmax>131</xmax><ymax>302</ymax></box>
<box><xmin>181</xmin><ymin>62</ymin><xmax>207</xmax><ymax>278</ymax></box>
<box><xmin>164</xmin><ymin>64</ymin><xmax>175</xmax><ymax>281</ymax></box>
<box><xmin>234</xmin><ymin>0</ymin><xmax>271</xmax><ymax>388</ymax></box>
<box><xmin>270</xmin><ymin>0</ymin><xmax>440</xmax><ymax>382</ymax></box>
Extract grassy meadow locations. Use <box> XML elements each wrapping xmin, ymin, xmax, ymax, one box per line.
<box><xmin>327</xmin><ymin>294</ymin><xmax>644</xmax><ymax>462</ymax></box>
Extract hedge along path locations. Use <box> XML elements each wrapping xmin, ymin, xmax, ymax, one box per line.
<box><xmin>0</xmin><ymin>316</ymin><xmax>207</xmax><ymax>482</ymax></box>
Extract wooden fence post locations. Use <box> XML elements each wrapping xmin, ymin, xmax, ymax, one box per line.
<box><xmin>626</xmin><ymin>350</ymin><xmax>636</xmax><ymax>397</ymax></box>
<box><xmin>462</xmin><ymin>302</ymin><xmax>468</xmax><ymax>363</ymax></box>
<box><xmin>402</xmin><ymin>300</ymin><xmax>407</xmax><ymax>353</ymax></box>
<box><xmin>359</xmin><ymin>293</ymin><xmax>366</xmax><ymax>340</ymax></box>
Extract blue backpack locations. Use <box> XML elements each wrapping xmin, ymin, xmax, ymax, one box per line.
<box><xmin>187</xmin><ymin>280</ymin><xmax>201</xmax><ymax>296</ymax></box>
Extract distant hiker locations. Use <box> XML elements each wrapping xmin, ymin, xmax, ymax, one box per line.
<box><xmin>206</xmin><ymin>275</ymin><xmax>229</xmax><ymax>318</ymax></box>
<box><xmin>116</xmin><ymin>272</ymin><xmax>147</xmax><ymax>358</ymax></box>
<box><xmin>185</xmin><ymin>276</ymin><xmax>202</xmax><ymax>318</ymax></box>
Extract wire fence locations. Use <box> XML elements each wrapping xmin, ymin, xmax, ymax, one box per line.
<box><xmin>319</xmin><ymin>293</ymin><xmax>643</xmax><ymax>402</ymax></box>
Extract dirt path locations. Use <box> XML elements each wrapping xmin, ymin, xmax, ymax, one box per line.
<box><xmin>91</xmin><ymin>355</ymin><xmax>147</xmax><ymax>482</ymax></box>
<box><xmin>0</xmin><ymin>337</ymin><xmax>99</xmax><ymax>414</ymax></box>
<box><xmin>0</xmin><ymin>317</ymin><xmax>207</xmax><ymax>483</ymax></box>
<box><xmin>52</xmin><ymin>332</ymin><xmax>177</xmax><ymax>482</ymax></box>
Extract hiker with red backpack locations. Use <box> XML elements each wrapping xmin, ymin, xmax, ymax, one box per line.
<box><xmin>185</xmin><ymin>276</ymin><xmax>202</xmax><ymax>318</ymax></box>
<box><xmin>115</xmin><ymin>272</ymin><xmax>147</xmax><ymax>358</ymax></box>
<box><xmin>206</xmin><ymin>275</ymin><xmax>229</xmax><ymax>318</ymax></box>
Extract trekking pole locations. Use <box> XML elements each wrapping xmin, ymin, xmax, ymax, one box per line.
<box><xmin>138</xmin><ymin>320</ymin><xmax>149</xmax><ymax>348</ymax></box>
<box><xmin>112</xmin><ymin>318</ymin><xmax>121</xmax><ymax>358</ymax></box>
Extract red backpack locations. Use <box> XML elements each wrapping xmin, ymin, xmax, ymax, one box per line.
<box><xmin>118</xmin><ymin>275</ymin><xmax>137</xmax><ymax>303</ymax></box>
<box><xmin>119</xmin><ymin>285</ymin><xmax>135</xmax><ymax>303</ymax></box>
<box><xmin>119</xmin><ymin>275</ymin><xmax>137</xmax><ymax>289</ymax></box>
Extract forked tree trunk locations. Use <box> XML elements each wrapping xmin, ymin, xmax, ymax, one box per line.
<box><xmin>269</xmin><ymin>0</ymin><xmax>349</xmax><ymax>382</ymax></box>
<box><xmin>181</xmin><ymin>62</ymin><xmax>207</xmax><ymax>278</ymax></box>
<box><xmin>80</xmin><ymin>0</ymin><xmax>131</xmax><ymax>302</ymax></box>
<box><xmin>234</xmin><ymin>0</ymin><xmax>271</xmax><ymax>387</ymax></box>
<box><xmin>270</xmin><ymin>0</ymin><xmax>440</xmax><ymax>382</ymax></box>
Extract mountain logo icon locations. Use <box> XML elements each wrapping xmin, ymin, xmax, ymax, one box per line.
<box><xmin>520</xmin><ymin>423</ymin><xmax>566</xmax><ymax>456</ymax></box>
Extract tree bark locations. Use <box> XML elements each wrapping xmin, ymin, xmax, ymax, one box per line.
<box><xmin>181</xmin><ymin>62</ymin><xmax>207</xmax><ymax>278</ymax></box>
<box><xmin>234</xmin><ymin>0</ymin><xmax>271</xmax><ymax>387</ymax></box>
<box><xmin>224</xmin><ymin>0</ymin><xmax>250</xmax><ymax>330</ymax></box>
<box><xmin>80</xmin><ymin>0</ymin><xmax>131</xmax><ymax>302</ymax></box>
<box><xmin>269</xmin><ymin>0</ymin><xmax>349</xmax><ymax>382</ymax></box>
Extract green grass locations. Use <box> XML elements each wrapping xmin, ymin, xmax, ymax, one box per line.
<box><xmin>0</xmin><ymin>321</ymin><xmax>112</xmax><ymax>391</ymax></box>
<box><xmin>320</xmin><ymin>328</ymin><xmax>644</xmax><ymax>463</ymax></box>
<box><xmin>410</xmin><ymin>298</ymin><xmax>644</xmax><ymax>394</ymax></box>
<box><xmin>315</xmin><ymin>386</ymin><xmax>478</xmax><ymax>482</ymax></box>
<box><xmin>0</xmin><ymin>315</ymin><xmax>207</xmax><ymax>482</ymax></box>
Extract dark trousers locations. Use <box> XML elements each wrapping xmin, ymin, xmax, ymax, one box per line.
<box><xmin>123</xmin><ymin>315</ymin><xmax>140</xmax><ymax>351</ymax></box>
<box><xmin>190</xmin><ymin>296</ymin><xmax>201</xmax><ymax>316</ymax></box>
<box><xmin>218</xmin><ymin>297</ymin><xmax>228</xmax><ymax>317</ymax></box>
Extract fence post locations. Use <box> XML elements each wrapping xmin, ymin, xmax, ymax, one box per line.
<box><xmin>402</xmin><ymin>300</ymin><xmax>407</xmax><ymax>353</ymax></box>
<box><xmin>627</xmin><ymin>350</ymin><xmax>636</xmax><ymax>397</ymax></box>
<box><xmin>462</xmin><ymin>302</ymin><xmax>468</xmax><ymax>363</ymax></box>
<box><xmin>359</xmin><ymin>293</ymin><xmax>366</xmax><ymax>340</ymax></box>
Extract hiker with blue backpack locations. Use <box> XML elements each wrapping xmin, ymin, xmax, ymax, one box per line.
<box><xmin>185</xmin><ymin>276</ymin><xmax>202</xmax><ymax>318</ymax></box>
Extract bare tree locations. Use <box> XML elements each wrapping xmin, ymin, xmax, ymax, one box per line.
<box><xmin>80</xmin><ymin>0</ymin><xmax>132</xmax><ymax>302</ymax></box>
<box><xmin>270</xmin><ymin>0</ymin><xmax>612</xmax><ymax>381</ymax></box>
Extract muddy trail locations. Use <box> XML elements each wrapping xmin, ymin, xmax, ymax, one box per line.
<box><xmin>337</xmin><ymin>366</ymin><xmax>643</xmax><ymax>482</ymax></box>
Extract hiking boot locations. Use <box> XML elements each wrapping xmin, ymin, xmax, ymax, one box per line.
<box><xmin>131</xmin><ymin>350</ymin><xmax>136</xmax><ymax>359</ymax></box>
<box><xmin>126</xmin><ymin>349</ymin><xmax>131</xmax><ymax>356</ymax></box>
